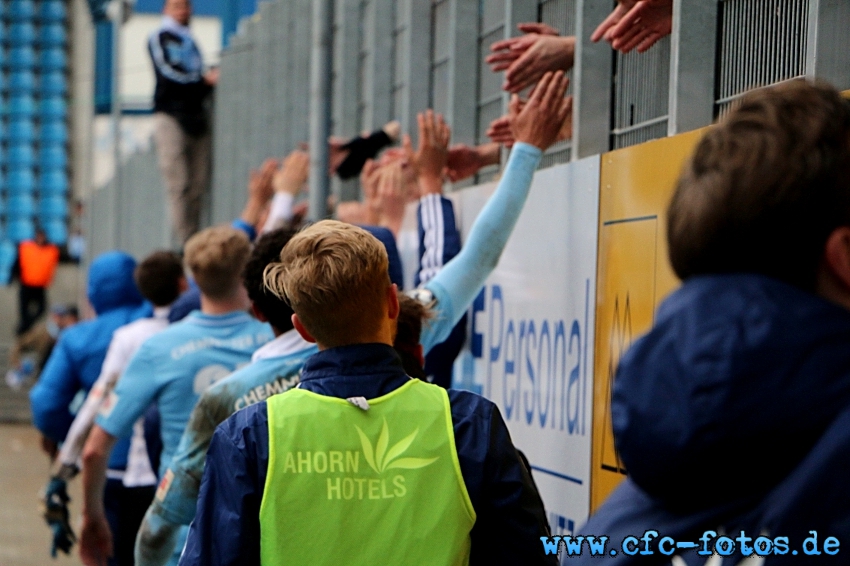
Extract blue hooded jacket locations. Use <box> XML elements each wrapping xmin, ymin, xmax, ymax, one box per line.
<box><xmin>30</xmin><ymin>251</ymin><xmax>151</xmax><ymax>468</ymax></box>
<box><xmin>576</xmin><ymin>274</ymin><xmax>850</xmax><ymax>564</ymax></box>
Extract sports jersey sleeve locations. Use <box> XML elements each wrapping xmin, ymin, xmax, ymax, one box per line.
<box><xmin>260</xmin><ymin>192</ymin><xmax>295</xmax><ymax>234</ymax></box>
<box><xmin>148</xmin><ymin>31</ymin><xmax>203</xmax><ymax>85</ymax></box>
<box><xmin>56</xmin><ymin>329</ymin><xmax>130</xmax><ymax>470</ymax></box>
<box><xmin>95</xmin><ymin>344</ymin><xmax>160</xmax><ymax>440</ymax></box>
<box><xmin>29</xmin><ymin>335</ymin><xmax>80</xmax><ymax>442</ymax></box>
<box><xmin>417</xmin><ymin>193</ymin><xmax>462</xmax><ymax>287</ymax></box>
<box><xmin>178</xmin><ymin>406</ymin><xmax>267</xmax><ymax>566</ymax></box>
<box><xmin>420</xmin><ymin>142</ymin><xmax>542</xmax><ymax>353</ymax></box>
<box><xmin>149</xmin><ymin>393</ymin><xmax>221</xmax><ymax>525</ymax></box>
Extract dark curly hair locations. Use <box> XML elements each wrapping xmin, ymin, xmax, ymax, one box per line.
<box><xmin>243</xmin><ymin>228</ymin><xmax>299</xmax><ymax>332</ymax></box>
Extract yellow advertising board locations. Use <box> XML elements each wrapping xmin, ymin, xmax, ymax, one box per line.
<box><xmin>590</xmin><ymin>129</ymin><xmax>707</xmax><ymax>512</ymax></box>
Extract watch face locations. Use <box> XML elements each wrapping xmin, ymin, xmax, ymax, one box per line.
<box><xmin>407</xmin><ymin>287</ymin><xmax>436</xmax><ymax>308</ymax></box>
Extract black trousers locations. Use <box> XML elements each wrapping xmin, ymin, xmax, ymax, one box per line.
<box><xmin>104</xmin><ymin>479</ymin><xmax>157</xmax><ymax>566</ymax></box>
<box><xmin>18</xmin><ymin>284</ymin><xmax>45</xmax><ymax>336</ymax></box>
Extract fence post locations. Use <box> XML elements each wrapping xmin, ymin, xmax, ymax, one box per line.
<box><xmin>571</xmin><ymin>0</ymin><xmax>613</xmax><ymax>159</ymax></box>
<box><xmin>446</xmin><ymin>0</ymin><xmax>478</xmax><ymax>148</ymax></box>
<box><xmin>668</xmin><ymin>0</ymin><xmax>718</xmax><ymax>135</ymax></box>
<box><xmin>309</xmin><ymin>0</ymin><xmax>334</xmax><ymax>221</ymax></box>
<box><xmin>806</xmin><ymin>0</ymin><xmax>850</xmax><ymax>91</ymax></box>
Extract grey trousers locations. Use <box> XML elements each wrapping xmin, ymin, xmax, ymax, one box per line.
<box><xmin>153</xmin><ymin>112</ymin><xmax>211</xmax><ymax>244</ymax></box>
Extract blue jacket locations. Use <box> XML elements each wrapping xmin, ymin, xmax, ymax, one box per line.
<box><xmin>576</xmin><ymin>274</ymin><xmax>850</xmax><ymax>564</ymax></box>
<box><xmin>30</xmin><ymin>251</ymin><xmax>150</xmax><ymax>468</ymax></box>
<box><xmin>180</xmin><ymin>344</ymin><xmax>555</xmax><ymax>566</ymax></box>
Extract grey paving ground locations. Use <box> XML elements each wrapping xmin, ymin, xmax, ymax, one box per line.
<box><xmin>0</xmin><ymin>424</ymin><xmax>84</xmax><ymax>566</ymax></box>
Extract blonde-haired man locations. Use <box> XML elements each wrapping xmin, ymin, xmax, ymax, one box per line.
<box><xmin>181</xmin><ymin>223</ymin><xmax>555</xmax><ymax>566</ymax></box>
<box><xmin>79</xmin><ymin>226</ymin><xmax>273</xmax><ymax>566</ymax></box>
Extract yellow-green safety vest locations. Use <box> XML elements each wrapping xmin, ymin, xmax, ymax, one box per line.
<box><xmin>259</xmin><ymin>378</ymin><xmax>476</xmax><ymax>566</ymax></box>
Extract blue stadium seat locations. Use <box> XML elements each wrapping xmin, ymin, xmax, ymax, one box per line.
<box><xmin>39</xmin><ymin>48</ymin><xmax>66</xmax><ymax>71</ymax></box>
<box><xmin>40</xmin><ymin>121</ymin><xmax>67</xmax><ymax>144</ymax></box>
<box><xmin>39</xmin><ymin>195</ymin><xmax>67</xmax><ymax>218</ymax></box>
<box><xmin>40</xmin><ymin>170</ymin><xmax>67</xmax><ymax>195</ymax></box>
<box><xmin>8</xmin><ymin>144</ymin><xmax>34</xmax><ymax>168</ymax></box>
<box><xmin>40</xmin><ymin>72</ymin><xmax>67</xmax><ymax>96</ymax></box>
<box><xmin>0</xmin><ymin>73</ymin><xmax>6</xmax><ymax>93</ymax></box>
<box><xmin>7</xmin><ymin>194</ymin><xmax>34</xmax><ymax>217</ymax></box>
<box><xmin>8</xmin><ymin>119</ymin><xmax>34</xmax><ymax>143</ymax></box>
<box><xmin>0</xmin><ymin>121</ymin><xmax>6</xmax><ymax>143</ymax></box>
<box><xmin>39</xmin><ymin>145</ymin><xmax>67</xmax><ymax>170</ymax></box>
<box><xmin>0</xmin><ymin>240</ymin><xmax>17</xmax><ymax>284</ymax></box>
<box><xmin>8</xmin><ymin>71</ymin><xmax>34</xmax><ymax>93</ymax></box>
<box><xmin>39</xmin><ymin>24</ymin><xmax>66</xmax><ymax>47</ymax></box>
<box><xmin>7</xmin><ymin>168</ymin><xmax>35</xmax><ymax>194</ymax></box>
<box><xmin>9</xmin><ymin>1</ymin><xmax>35</xmax><ymax>22</ymax></box>
<box><xmin>0</xmin><ymin>22</ymin><xmax>7</xmax><ymax>45</ymax></box>
<box><xmin>39</xmin><ymin>97</ymin><xmax>66</xmax><ymax>120</ymax></box>
<box><xmin>9</xmin><ymin>22</ymin><xmax>35</xmax><ymax>46</ymax></box>
<box><xmin>8</xmin><ymin>94</ymin><xmax>35</xmax><ymax>117</ymax></box>
<box><xmin>9</xmin><ymin>47</ymin><xmax>36</xmax><ymax>70</ymax></box>
<box><xmin>40</xmin><ymin>1</ymin><xmax>67</xmax><ymax>23</ymax></box>
<box><xmin>43</xmin><ymin>220</ymin><xmax>66</xmax><ymax>245</ymax></box>
<box><xmin>7</xmin><ymin>219</ymin><xmax>35</xmax><ymax>243</ymax></box>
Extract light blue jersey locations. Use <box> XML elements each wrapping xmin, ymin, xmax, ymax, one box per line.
<box><xmin>154</xmin><ymin>331</ymin><xmax>316</xmax><ymax>524</ymax></box>
<box><xmin>96</xmin><ymin>311</ymin><xmax>273</xmax><ymax>477</ymax></box>
<box><xmin>135</xmin><ymin>331</ymin><xmax>315</xmax><ymax>566</ymax></box>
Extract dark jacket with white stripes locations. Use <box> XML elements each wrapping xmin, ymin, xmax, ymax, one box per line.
<box><xmin>147</xmin><ymin>16</ymin><xmax>212</xmax><ymax>135</ymax></box>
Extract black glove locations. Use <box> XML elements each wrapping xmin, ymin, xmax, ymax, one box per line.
<box><xmin>336</xmin><ymin>130</ymin><xmax>394</xmax><ymax>179</ymax></box>
<box><xmin>42</xmin><ymin>477</ymin><xmax>77</xmax><ymax>557</ymax></box>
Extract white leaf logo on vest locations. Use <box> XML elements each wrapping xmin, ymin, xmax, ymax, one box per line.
<box><xmin>355</xmin><ymin>418</ymin><xmax>439</xmax><ymax>474</ymax></box>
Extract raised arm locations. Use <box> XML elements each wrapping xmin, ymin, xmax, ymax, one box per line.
<box><xmin>419</xmin><ymin>71</ymin><xmax>572</xmax><ymax>352</ymax></box>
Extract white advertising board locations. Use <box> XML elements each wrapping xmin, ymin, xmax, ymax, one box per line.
<box><xmin>449</xmin><ymin>156</ymin><xmax>601</xmax><ymax>537</ymax></box>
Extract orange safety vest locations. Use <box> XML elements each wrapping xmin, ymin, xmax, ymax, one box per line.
<box><xmin>19</xmin><ymin>241</ymin><xmax>60</xmax><ymax>287</ymax></box>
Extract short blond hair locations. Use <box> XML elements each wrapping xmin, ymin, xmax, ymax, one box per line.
<box><xmin>184</xmin><ymin>225</ymin><xmax>251</xmax><ymax>300</ymax></box>
<box><xmin>264</xmin><ymin>220</ymin><xmax>390</xmax><ymax>347</ymax></box>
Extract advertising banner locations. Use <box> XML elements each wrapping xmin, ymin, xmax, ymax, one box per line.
<box><xmin>450</xmin><ymin>156</ymin><xmax>601</xmax><ymax>536</ymax></box>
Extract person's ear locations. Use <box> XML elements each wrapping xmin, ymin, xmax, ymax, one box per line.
<box><xmin>387</xmin><ymin>284</ymin><xmax>400</xmax><ymax>321</ymax></box>
<box><xmin>292</xmin><ymin>314</ymin><xmax>317</xmax><ymax>343</ymax></box>
<box><xmin>251</xmin><ymin>303</ymin><xmax>268</xmax><ymax>323</ymax></box>
<box><xmin>178</xmin><ymin>276</ymin><xmax>189</xmax><ymax>294</ymax></box>
<box><xmin>823</xmin><ymin>227</ymin><xmax>850</xmax><ymax>290</ymax></box>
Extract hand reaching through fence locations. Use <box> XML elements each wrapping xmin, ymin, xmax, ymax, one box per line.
<box><xmin>509</xmin><ymin>71</ymin><xmax>573</xmax><ymax>152</ymax></box>
<box><xmin>489</xmin><ymin>82</ymin><xmax>573</xmax><ymax>149</ymax></box>
<box><xmin>487</xmin><ymin>23</ymin><xmax>575</xmax><ymax>94</ymax></box>
<box><xmin>592</xmin><ymin>0</ymin><xmax>673</xmax><ymax>54</ymax></box>
<box><xmin>444</xmin><ymin>143</ymin><xmax>501</xmax><ymax>183</ymax></box>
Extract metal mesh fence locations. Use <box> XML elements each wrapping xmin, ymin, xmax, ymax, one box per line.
<box><xmin>538</xmin><ymin>0</ymin><xmax>576</xmax><ymax>168</ymax></box>
<box><xmin>193</xmin><ymin>0</ymin><xmax>842</xmax><ymax>222</ymax></box>
<box><xmin>611</xmin><ymin>36</ymin><xmax>671</xmax><ymax>150</ymax></box>
<box><xmin>715</xmin><ymin>0</ymin><xmax>809</xmax><ymax>116</ymax></box>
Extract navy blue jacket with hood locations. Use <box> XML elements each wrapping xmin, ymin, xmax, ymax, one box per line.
<box><xmin>30</xmin><ymin>251</ymin><xmax>151</xmax><ymax>469</ymax></box>
<box><xmin>575</xmin><ymin>274</ymin><xmax>850</xmax><ymax>564</ymax></box>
